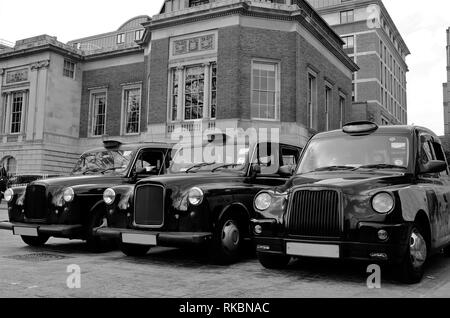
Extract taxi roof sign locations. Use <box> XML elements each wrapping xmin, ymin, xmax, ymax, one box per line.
<box><xmin>342</xmin><ymin>121</ymin><xmax>379</xmax><ymax>135</ymax></box>
<box><xmin>103</xmin><ymin>140</ymin><xmax>122</xmax><ymax>149</ymax></box>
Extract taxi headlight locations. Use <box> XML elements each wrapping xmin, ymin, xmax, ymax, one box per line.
<box><xmin>103</xmin><ymin>188</ymin><xmax>116</xmax><ymax>206</ymax></box>
<box><xmin>372</xmin><ymin>192</ymin><xmax>394</xmax><ymax>214</ymax></box>
<box><xmin>254</xmin><ymin>192</ymin><xmax>272</xmax><ymax>211</ymax></box>
<box><xmin>188</xmin><ymin>187</ymin><xmax>204</xmax><ymax>206</ymax></box>
<box><xmin>4</xmin><ymin>188</ymin><xmax>14</xmax><ymax>203</ymax></box>
<box><xmin>63</xmin><ymin>187</ymin><xmax>75</xmax><ymax>203</ymax></box>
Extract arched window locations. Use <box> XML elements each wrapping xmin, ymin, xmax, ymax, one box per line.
<box><xmin>1</xmin><ymin>156</ymin><xmax>17</xmax><ymax>176</ymax></box>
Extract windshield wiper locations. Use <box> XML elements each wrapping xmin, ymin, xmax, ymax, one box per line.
<box><xmin>312</xmin><ymin>166</ymin><xmax>357</xmax><ymax>172</ymax></box>
<box><xmin>211</xmin><ymin>164</ymin><xmax>241</xmax><ymax>172</ymax></box>
<box><xmin>99</xmin><ymin>167</ymin><xmax>122</xmax><ymax>174</ymax></box>
<box><xmin>81</xmin><ymin>168</ymin><xmax>102</xmax><ymax>175</ymax></box>
<box><xmin>185</xmin><ymin>162</ymin><xmax>216</xmax><ymax>173</ymax></box>
<box><xmin>355</xmin><ymin>164</ymin><xmax>407</xmax><ymax>170</ymax></box>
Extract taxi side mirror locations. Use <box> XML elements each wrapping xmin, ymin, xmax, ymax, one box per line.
<box><xmin>420</xmin><ymin>160</ymin><xmax>447</xmax><ymax>175</ymax></box>
<box><xmin>250</xmin><ymin>164</ymin><xmax>262</xmax><ymax>178</ymax></box>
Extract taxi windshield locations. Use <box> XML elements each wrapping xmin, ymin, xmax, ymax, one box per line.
<box><xmin>72</xmin><ymin>150</ymin><xmax>134</xmax><ymax>175</ymax></box>
<box><xmin>297</xmin><ymin>134</ymin><xmax>410</xmax><ymax>174</ymax></box>
<box><xmin>170</xmin><ymin>143</ymin><xmax>250</xmax><ymax>174</ymax></box>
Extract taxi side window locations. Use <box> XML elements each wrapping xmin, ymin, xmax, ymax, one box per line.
<box><xmin>135</xmin><ymin>150</ymin><xmax>165</xmax><ymax>175</ymax></box>
<box><xmin>281</xmin><ymin>147</ymin><xmax>301</xmax><ymax>169</ymax></box>
<box><xmin>420</xmin><ymin>140</ymin><xmax>433</xmax><ymax>165</ymax></box>
<box><xmin>431</xmin><ymin>141</ymin><xmax>449</xmax><ymax>176</ymax></box>
<box><xmin>255</xmin><ymin>143</ymin><xmax>280</xmax><ymax>175</ymax></box>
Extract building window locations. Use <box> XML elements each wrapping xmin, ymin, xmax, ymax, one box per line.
<box><xmin>307</xmin><ymin>72</ymin><xmax>317</xmax><ymax>129</ymax></box>
<box><xmin>135</xmin><ymin>30</ymin><xmax>144</xmax><ymax>41</ymax></box>
<box><xmin>189</xmin><ymin>0</ymin><xmax>209</xmax><ymax>7</ymax></box>
<box><xmin>2</xmin><ymin>91</ymin><xmax>27</xmax><ymax>135</ymax></box>
<box><xmin>340</xmin><ymin>10</ymin><xmax>354</xmax><ymax>24</ymax></box>
<box><xmin>63</xmin><ymin>60</ymin><xmax>75</xmax><ymax>79</ymax></box>
<box><xmin>325</xmin><ymin>86</ymin><xmax>332</xmax><ymax>131</ymax></box>
<box><xmin>251</xmin><ymin>61</ymin><xmax>280</xmax><ymax>121</ymax></box>
<box><xmin>169</xmin><ymin>62</ymin><xmax>217</xmax><ymax>122</ymax></box>
<box><xmin>342</xmin><ymin>35</ymin><xmax>354</xmax><ymax>50</ymax></box>
<box><xmin>117</xmin><ymin>33</ymin><xmax>125</xmax><ymax>44</ymax></box>
<box><xmin>210</xmin><ymin>63</ymin><xmax>217</xmax><ymax>119</ymax></box>
<box><xmin>185</xmin><ymin>66</ymin><xmax>205</xmax><ymax>120</ymax></box>
<box><xmin>339</xmin><ymin>95</ymin><xmax>346</xmax><ymax>128</ymax></box>
<box><xmin>10</xmin><ymin>92</ymin><xmax>24</xmax><ymax>134</ymax></box>
<box><xmin>122</xmin><ymin>86</ymin><xmax>141</xmax><ymax>134</ymax></box>
<box><xmin>90</xmin><ymin>91</ymin><xmax>107</xmax><ymax>137</ymax></box>
<box><xmin>170</xmin><ymin>70</ymin><xmax>179</xmax><ymax>122</ymax></box>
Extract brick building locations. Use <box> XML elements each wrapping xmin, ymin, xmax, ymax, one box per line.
<box><xmin>0</xmin><ymin>0</ymin><xmax>357</xmax><ymax>175</ymax></box>
<box><xmin>307</xmin><ymin>0</ymin><xmax>410</xmax><ymax>126</ymax></box>
<box><xmin>444</xmin><ymin>27</ymin><xmax>450</xmax><ymax>137</ymax></box>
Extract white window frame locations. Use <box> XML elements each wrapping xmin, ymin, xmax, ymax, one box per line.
<box><xmin>88</xmin><ymin>88</ymin><xmax>108</xmax><ymax>137</ymax></box>
<box><xmin>121</xmin><ymin>83</ymin><xmax>142</xmax><ymax>135</ymax></box>
<box><xmin>325</xmin><ymin>83</ymin><xmax>333</xmax><ymax>131</ymax></box>
<box><xmin>250</xmin><ymin>59</ymin><xmax>281</xmax><ymax>122</ymax></box>
<box><xmin>117</xmin><ymin>33</ymin><xmax>125</xmax><ymax>44</ymax></box>
<box><xmin>167</xmin><ymin>60</ymin><xmax>217</xmax><ymax>123</ymax></box>
<box><xmin>342</xmin><ymin>35</ymin><xmax>354</xmax><ymax>50</ymax></box>
<box><xmin>307</xmin><ymin>68</ymin><xmax>318</xmax><ymax>130</ymax></box>
<box><xmin>135</xmin><ymin>30</ymin><xmax>144</xmax><ymax>41</ymax></box>
<box><xmin>63</xmin><ymin>59</ymin><xmax>76</xmax><ymax>79</ymax></box>
<box><xmin>339</xmin><ymin>92</ymin><xmax>346</xmax><ymax>128</ymax></box>
<box><xmin>2</xmin><ymin>90</ymin><xmax>28</xmax><ymax>135</ymax></box>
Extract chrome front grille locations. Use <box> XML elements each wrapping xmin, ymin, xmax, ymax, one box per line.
<box><xmin>286</xmin><ymin>189</ymin><xmax>342</xmax><ymax>238</ymax></box>
<box><xmin>24</xmin><ymin>184</ymin><xmax>47</xmax><ymax>220</ymax></box>
<box><xmin>134</xmin><ymin>184</ymin><xmax>165</xmax><ymax>228</ymax></box>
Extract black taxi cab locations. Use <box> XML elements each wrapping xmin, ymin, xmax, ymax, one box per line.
<box><xmin>251</xmin><ymin>122</ymin><xmax>450</xmax><ymax>284</ymax></box>
<box><xmin>0</xmin><ymin>141</ymin><xmax>173</xmax><ymax>250</ymax></box>
<box><xmin>95</xmin><ymin>136</ymin><xmax>301</xmax><ymax>263</ymax></box>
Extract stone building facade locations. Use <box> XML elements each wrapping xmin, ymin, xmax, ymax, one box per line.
<box><xmin>0</xmin><ymin>0</ymin><xmax>357</xmax><ymax>175</ymax></box>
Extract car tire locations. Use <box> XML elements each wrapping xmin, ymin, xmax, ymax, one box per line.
<box><xmin>86</xmin><ymin>209</ymin><xmax>114</xmax><ymax>253</ymax></box>
<box><xmin>120</xmin><ymin>243</ymin><xmax>151</xmax><ymax>257</ymax></box>
<box><xmin>21</xmin><ymin>235</ymin><xmax>49</xmax><ymax>247</ymax></box>
<box><xmin>210</xmin><ymin>216</ymin><xmax>243</xmax><ymax>264</ymax></box>
<box><xmin>398</xmin><ymin>223</ymin><xmax>428</xmax><ymax>284</ymax></box>
<box><xmin>257</xmin><ymin>252</ymin><xmax>291</xmax><ymax>270</ymax></box>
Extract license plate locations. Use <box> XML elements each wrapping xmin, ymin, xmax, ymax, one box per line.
<box><xmin>122</xmin><ymin>233</ymin><xmax>157</xmax><ymax>246</ymax></box>
<box><xmin>13</xmin><ymin>226</ymin><xmax>38</xmax><ymax>237</ymax></box>
<box><xmin>286</xmin><ymin>242</ymin><xmax>340</xmax><ymax>259</ymax></box>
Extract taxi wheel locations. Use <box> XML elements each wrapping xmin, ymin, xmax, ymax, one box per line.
<box><xmin>120</xmin><ymin>243</ymin><xmax>151</xmax><ymax>257</ymax></box>
<box><xmin>86</xmin><ymin>210</ymin><xmax>113</xmax><ymax>253</ymax></box>
<box><xmin>21</xmin><ymin>235</ymin><xmax>49</xmax><ymax>247</ymax></box>
<box><xmin>398</xmin><ymin>223</ymin><xmax>428</xmax><ymax>284</ymax></box>
<box><xmin>210</xmin><ymin>216</ymin><xmax>243</xmax><ymax>264</ymax></box>
<box><xmin>257</xmin><ymin>252</ymin><xmax>291</xmax><ymax>270</ymax></box>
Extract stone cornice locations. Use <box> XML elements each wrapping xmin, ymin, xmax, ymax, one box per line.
<box><xmin>0</xmin><ymin>44</ymin><xmax>83</xmax><ymax>61</ymax></box>
<box><xmin>142</xmin><ymin>2</ymin><xmax>357</xmax><ymax>72</ymax></box>
<box><xmin>30</xmin><ymin>59</ymin><xmax>50</xmax><ymax>71</ymax></box>
<box><xmin>83</xmin><ymin>46</ymin><xmax>144</xmax><ymax>61</ymax></box>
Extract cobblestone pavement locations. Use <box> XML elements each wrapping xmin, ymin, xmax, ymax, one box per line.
<box><xmin>1</xmin><ymin>209</ymin><xmax>450</xmax><ymax>298</ymax></box>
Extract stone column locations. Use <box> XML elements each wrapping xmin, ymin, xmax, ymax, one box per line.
<box><xmin>202</xmin><ymin>63</ymin><xmax>210</xmax><ymax>119</ymax></box>
<box><xmin>28</xmin><ymin>60</ymin><xmax>50</xmax><ymax>141</ymax></box>
<box><xmin>176</xmin><ymin>66</ymin><xmax>184</xmax><ymax>122</ymax></box>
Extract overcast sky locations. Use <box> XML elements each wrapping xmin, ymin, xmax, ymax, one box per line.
<box><xmin>0</xmin><ymin>0</ymin><xmax>448</xmax><ymax>135</ymax></box>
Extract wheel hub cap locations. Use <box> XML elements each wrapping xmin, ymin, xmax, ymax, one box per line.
<box><xmin>410</xmin><ymin>230</ymin><xmax>427</xmax><ymax>269</ymax></box>
<box><xmin>222</xmin><ymin>220</ymin><xmax>240</xmax><ymax>252</ymax></box>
